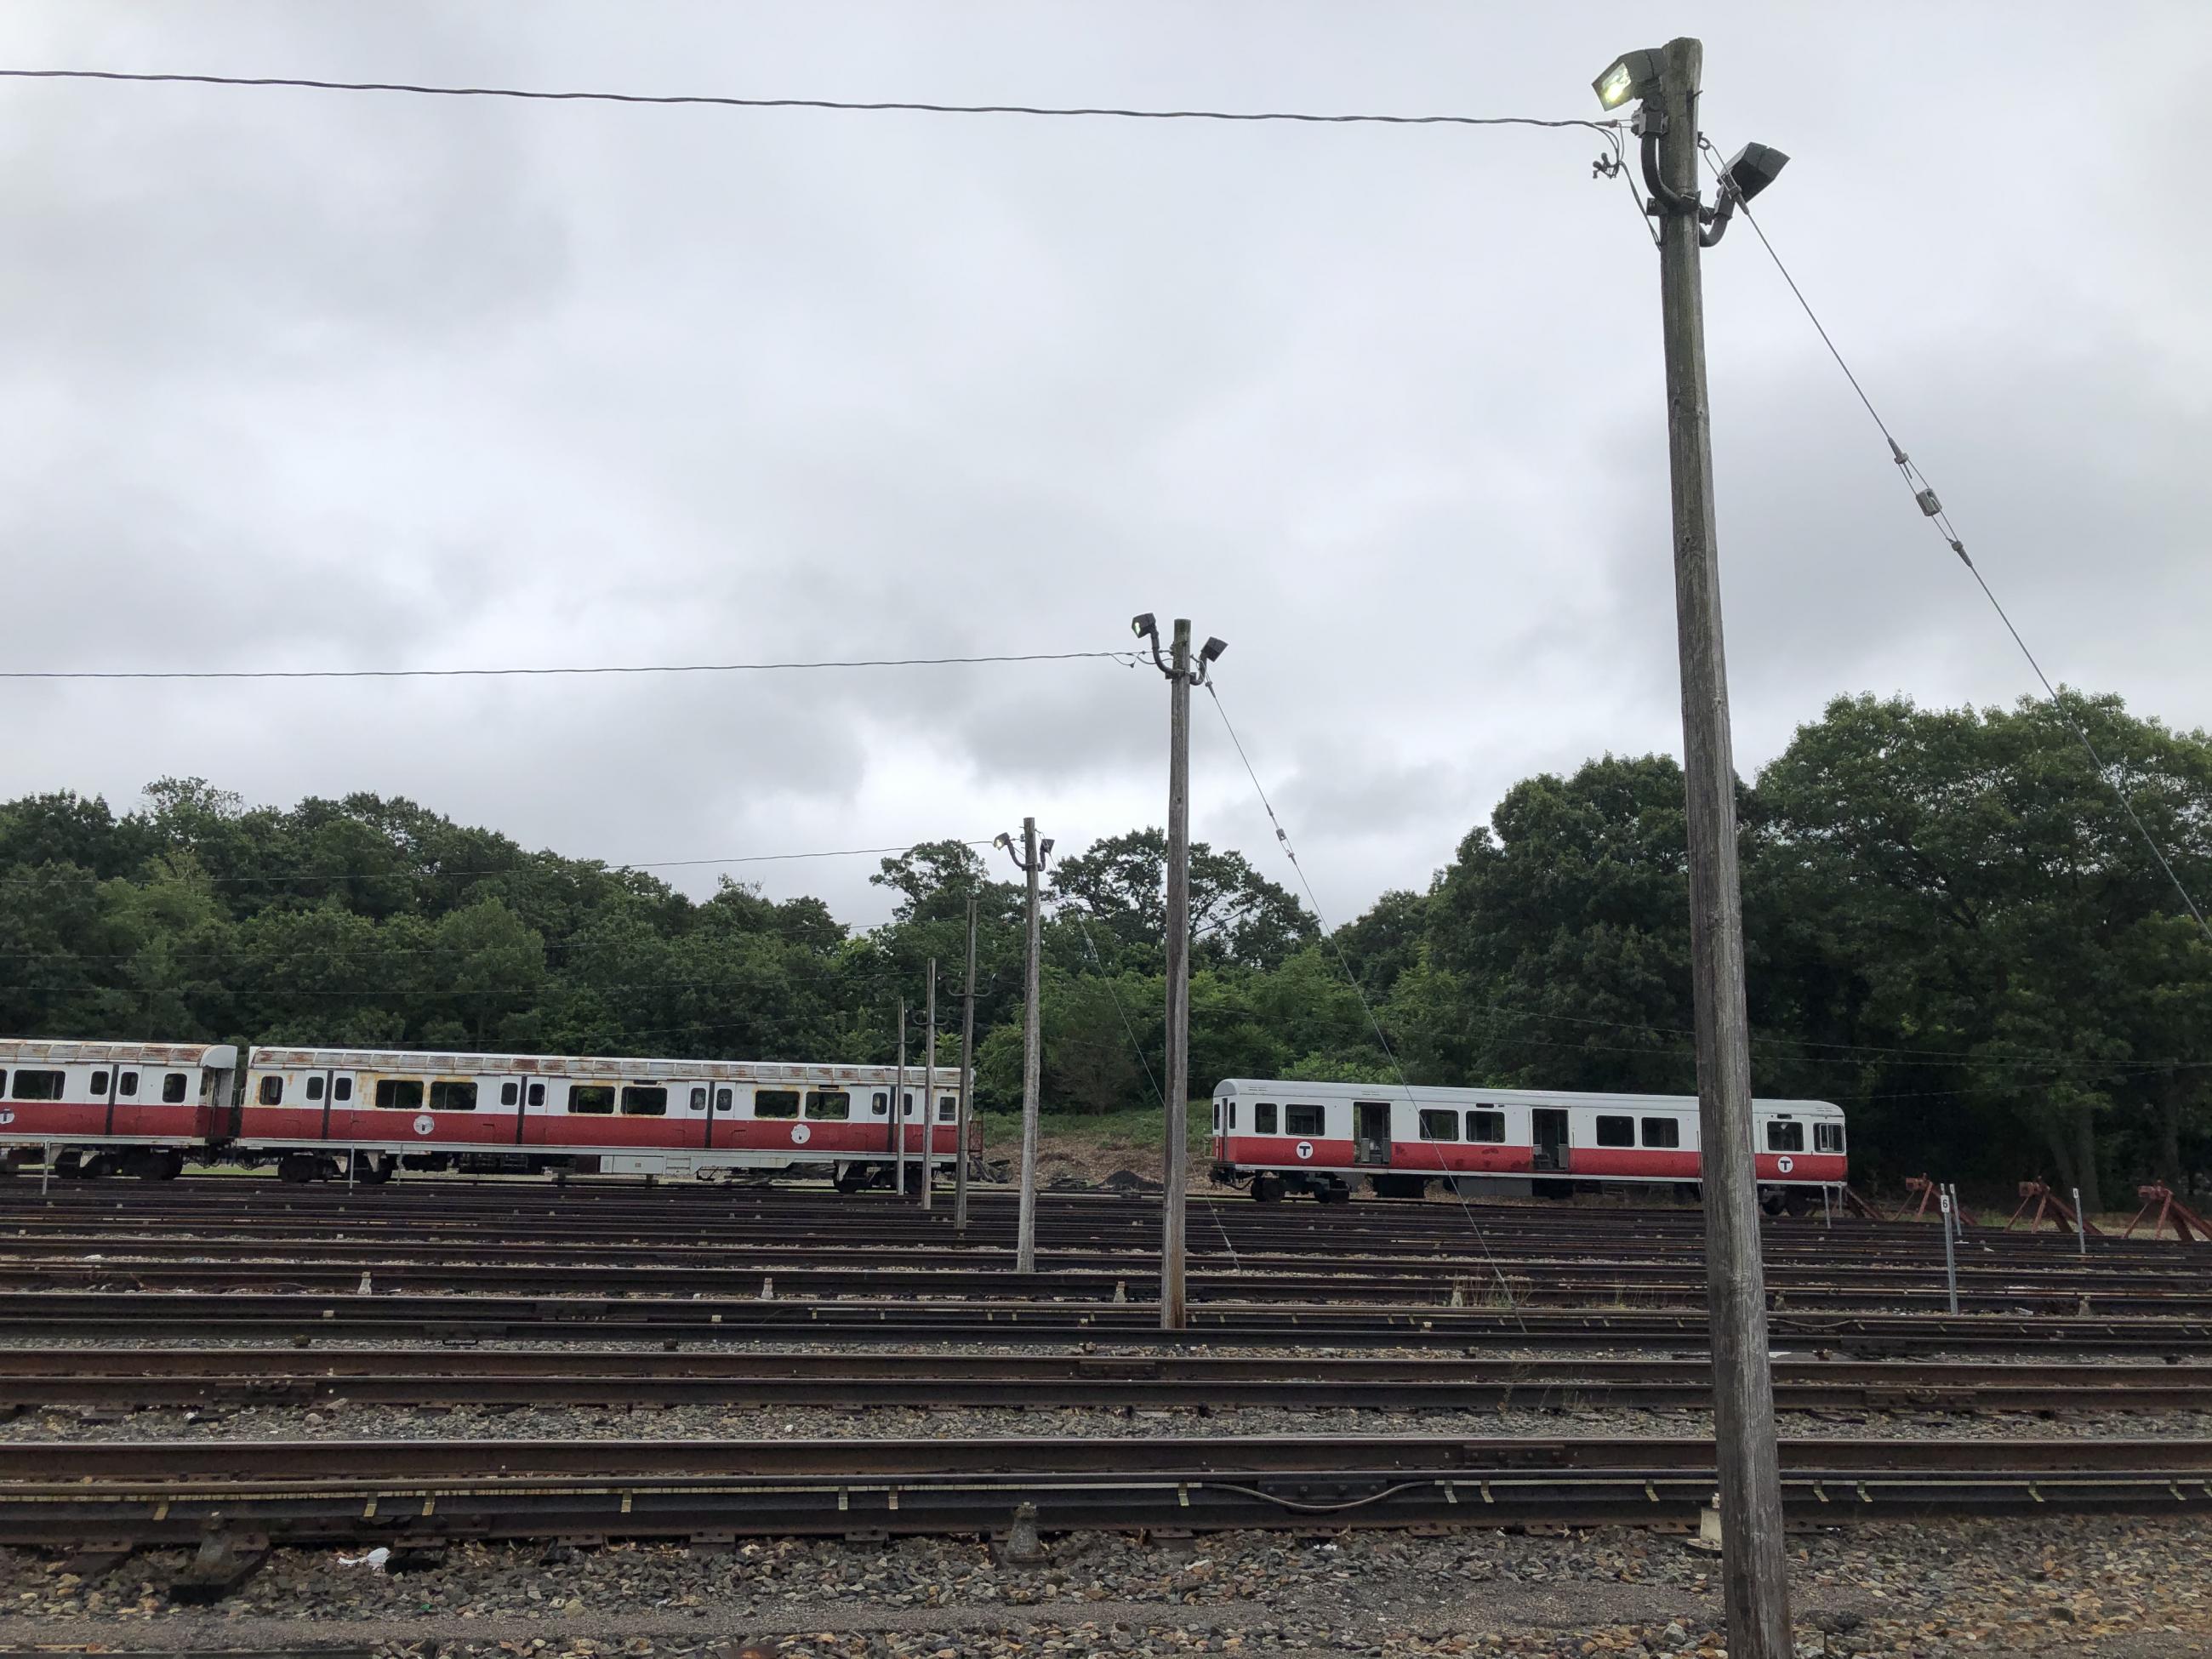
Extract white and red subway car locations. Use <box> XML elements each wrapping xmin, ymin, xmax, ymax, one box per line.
<box><xmin>0</xmin><ymin>1038</ymin><xmax>969</xmax><ymax>1188</ymax></box>
<box><xmin>1210</xmin><ymin>1078</ymin><xmax>1846</xmax><ymax>1207</ymax></box>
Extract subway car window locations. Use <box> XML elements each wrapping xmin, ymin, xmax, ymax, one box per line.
<box><xmin>335</xmin><ymin>1077</ymin><xmax>353</xmax><ymax>1101</ymax></box>
<box><xmin>1766</xmin><ymin>1120</ymin><xmax>1805</xmax><ymax>1152</ymax></box>
<box><xmin>1285</xmin><ymin>1103</ymin><xmax>1324</xmax><ymax>1137</ymax></box>
<box><xmin>1468</xmin><ymin>1109</ymin><xmax>1506</xmax><ymax>1143</ymax></box>
<box><xmin>754</xmin><ymin>1090</ymin><xmax>800</xmax><ymax>1119</ymax></box>
<box><xmin>430</xmin><ymin>1081</ymin><xmax>477</xmax><ymax>1111</ymax></box>
<box><xmin>1594</xmin><ymin>1115</ymin><xmax>1635</xmax><ymax>1148</ymax></box>
<box><xmin>527</xmin><ymin>1082</ymin><xmax>544</xmax><ymax>1106</ymax></box>
<box><xmin>307</xmin><ymin>1076</ymin><xmax>325</xmax><ymax>1102</ymax></box>
<box><xmin>375</xmin><ymin>1079</ymin><xmax>425</xmax><ymax>1111</ymax></box>
<box><xmin>1418</xmin><ymin>1109</ymin><xmax>1458</xmax><ymax>1142</ymax></box>
<box><xmin>1640</xmin><ymin>1116</ymin><xmax>1680</xmax><ymax>1149</ymax></box>
<box><xmin>805</xmin><ymin>1091</ymin><xmax>851</xmax><ymax>1121</ymax></box>
<box><xmin>500</xmin><ymin>1081</ymin><xmax>520</xmax><ymax>1106</ymax></box>
<box><xmin>258</xmin><ymin>1075</ymin><xmax>284</xmax><ymax>1104</ymax></box>
<box><xmin>620</xmin><ymin>1086</ymin><xmax>667</xmax><ymax>1117</ymax></box>
<box><xmin>162</xmin><ymin>1073</ymin><xmax>187</xmax><ymax>1103</ymax></box>
<box><xmin>1254</xmin><ymin>1102</ymin><xmax>1279</xmax><ymax>1135</ymax></box>
<box><xmin>118</xmin><ymin>1071</ymin><xmax>139</xmax><ymax>1097</ymax></box>
<box><xmin>568</xmin><ymin>1086</ymin><xmax>615</xmax><ymax>1115</ymax></box>
<box><xmin>91</xmin><ymin>1069</ymin><xmax>110</xmax><ymax>1094</ymax></box>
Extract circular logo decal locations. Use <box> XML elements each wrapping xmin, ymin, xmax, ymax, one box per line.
<box><xmin>1776</xmin><ymin>1155</ymin><xmax>1794</xmax><ymax>1174</ymax></box>
<box><xmin>413</xmin><ymin>1115</ymin><xmax>436</xmax><ymax>1137</ymax></box>
<box><xmin>790</xmin><ymin>1123</ymin><xmax>812</xmax><ymax>1145</ymax></box>
<box><xmin>1295</xmin><ymin>1141</ymin><xmax>1314</xmax><ymax>1161</ymax></box>
<box><xmin>0</xmin><ymin>1110</ymin><xmax>14</xmax><ymax>1126</ymax></box>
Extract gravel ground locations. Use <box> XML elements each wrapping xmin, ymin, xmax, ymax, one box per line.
<box><xmin>0</xmin><ymin>1514</ymin><xmax>2204</xmax><ymax>1654</ymax></box>
<box><xmin>2</xmin><ymin>1398</ymin><xmax>2205</xmax><ymax>1443</ymax></box>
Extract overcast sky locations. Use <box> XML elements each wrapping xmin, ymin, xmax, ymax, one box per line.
<box><xmin>1</xmin><ymin>3</ymin><xmax>2206</xmax><ymax>930</ymax></box>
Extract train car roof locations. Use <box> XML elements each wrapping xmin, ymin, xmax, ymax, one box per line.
<box><xmin>0</xmin><ymin>1039</ymin><xmax>239</xmax><ymax>1068</ymax></box>
<box><xmin>248</xmin><ymin>1046</ymin><xmax>964</xmax><ymax>1085</ymax></box>
<box><xmin>1211</xmin><ymin>1078</ymin><xmax>1843</xmax><ymax>1115</ymax></box>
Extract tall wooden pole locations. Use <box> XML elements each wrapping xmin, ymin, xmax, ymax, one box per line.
<box><xmin>955</xmin><ymin>896</ymin><xmax>978</xmax><ymax>1235</ymax></box>
<box><xmin>1650</xmin><ymin>34</ymin><xmax>1792</xmax><ymax>1656</ymax></box>
<box><xmin>1160</xmin><ymin>619</ymin><xmax>1192</xmax><ymax>1330</ymax></box>
<box><xmin>1016</xmin><ymin>817</ymin><xmax>1043</xmax><ymax>1274</ymax></box>
<box><xmin>921</xmin><ymin>958</ymin><xmax>937</xmax><ymax>1211</ymax></box>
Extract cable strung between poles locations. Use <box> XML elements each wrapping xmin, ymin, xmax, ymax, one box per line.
<box><xmin>0</xmin><ymin>70</ymin><xmax>1621</xmax><ymax>134</ymax></box>
<box><xmin>0</xmin><ymin>650</ymin><xmax>1142</xmax><ymax>681</ymax></box>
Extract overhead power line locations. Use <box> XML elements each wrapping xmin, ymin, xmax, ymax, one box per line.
<box><xmin>1698</xmin><ymin>139</ymin><xmax>2212</xmax><ymax>947</ymax></box>
<box><xmin>0</xmin><ymin>69</ymin><xmax>1619</xmax><ymax>135</ymax></box>
<box><xmin>0</xmin><ymin>650</ymin><xmax>1138</xmax><ymax>682</ymax></box>
<box><xmin>0</xmin><ymin>839</ymin><xmax>993</xmax><ymax>890</ymax></box>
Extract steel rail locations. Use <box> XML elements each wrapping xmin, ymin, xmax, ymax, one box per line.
<box><xmin>0</xmin><ymin>1234</ymin><xmax>2191</xmax><ymax>1291</ymax></box>
<box><xmin>0</xmin><ymin>1436</ymin><xmax>2203</xmax><ymax>1546</ymax></box>
<box><xmin>3</xmin><ymin>1257</ymin><xmax>2202</xmax><ymax>1314</ymax></box>
<box><xmin>5</xmin><ymin>1347</ymin><xmax>2209</xmax><ymax>1413</ymax></box>
<box><xmin>0</xmin><ymin>1291</ymin><xmax>2204</xmax><ymax>1353</ymax></box>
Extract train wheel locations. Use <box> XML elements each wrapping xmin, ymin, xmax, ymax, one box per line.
<box><xmin>278</xmin><ymin>1153</ymin><xmax>322</xmax><ymax>1184</ymax></box>
<box><xmin>1251</xmin><ymin>1173</ymin><xmax>1284</xmax><ymax>1203</ymax></box>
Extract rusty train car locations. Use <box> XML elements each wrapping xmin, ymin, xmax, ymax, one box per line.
<box><xmin>0</xmin><ymin>1038</ymin><xmax>967</xmax><ymax>1187</ymax></box>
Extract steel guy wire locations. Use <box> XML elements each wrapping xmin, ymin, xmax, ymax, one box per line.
<box><xmin>0</xmin><ymin>69</ymin><xmax>1622</xmax><ymax>137</ymax></box>
<box><xmin>1204</xmin><ymin>680</ymin><xmax>1524</xmax><ymax>1323</ymax></box>
<box><xmin>1063</xmin><ymin>902</ymin><xmax>1241</xmax><ymax>1273</ymax></box>
<box><xmin>1696</xmin><ymin>137</ymin><xmax>2212</xmax><ymax>948</ymax></box>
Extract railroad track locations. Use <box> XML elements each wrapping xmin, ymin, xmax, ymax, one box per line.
<box><xmin>0</xmin><ymin>1435</ymin><xmax>2204</xmax><ymax>1547</ymax></box>
<box><xmin>0</xmin><ymin>1180</ymin><xmax>2163</xmax><ymax>1263</ymax></box>
<box><xmin>5</xmin><ymin>1346</ymin><xmax>2209</xmax><ymax>1413</ymax></box>
<box><xmin>0</xmin><ymin>1290</ymin><xmax>2205</xmax><ymax>1353</ymax></box>
<box><xmin>1</xmin><ymin>1255</ymin><xmax>2201</xmax><ymax>1314</ymax></box>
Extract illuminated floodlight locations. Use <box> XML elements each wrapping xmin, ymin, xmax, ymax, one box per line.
<box><xmin>1593</xmin><ymin>48</ymin><xmax>1662</xmax><ymax>111</ymax></box>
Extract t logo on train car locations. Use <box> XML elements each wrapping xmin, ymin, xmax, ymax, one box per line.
<box><xmin>413</xmin><ymin>1115</ymin><xmax>435</xmax><ymax>1136</ymax></box>
<box><xmin>1776</xmin><ymin>1156</ymin><xmax>1794</xmax><ymax>1174</ymax></box>
<box><xmin>791</xmin><ymin>1123</ymin><xmax>811</xmax><ymax>1145</ymax></box>
<box><xmin>1295</xmin><ymin>1141</ymin><xmax>1314</xmax><ymax>1160</ymax></box>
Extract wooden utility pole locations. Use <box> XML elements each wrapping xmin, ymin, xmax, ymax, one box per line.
<box><xmin>892</xmin><ymin>998</ymin><xmax>907</xmax><ymax>1198</ymax></box>
<box><xmin>1160</xmin><ymin>620</ymin><xmax>1194</xmax><ymax>1329</ymax></box>
<box><xmin>1649</xmin><ymin>34</ymin><xmax>1793</xmax><ymax>1656</ymax></box>
<box><xmin>954</xmin><ymin>896</ymin><xmax>978</xmax><ymax>1235</ymax></box>
<box><xmin>921</xmin><ymin>958</ymin><xmax>937</xmax><ymax>1211</ymax></box>
<box><xmin>1017</xmin><ymin>818</ymin><xmax>1044</xmax><ymax>1274</ymax></box>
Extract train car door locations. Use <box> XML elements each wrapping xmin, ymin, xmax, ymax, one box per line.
<box><xmin>1531</xmin><ymin>1109</ymin><xmax>1570</xmax><ymax>1173</ymax></box>
<box><xmin>1354</xmin><ymin>1101</ymin><xmax>1392</xmax><ymax>1166</ymax></box>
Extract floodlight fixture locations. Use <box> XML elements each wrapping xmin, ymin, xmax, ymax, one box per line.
<box><xmin>1593</xmin><ymin>48</ymin><xmax>1662</xmax><ymax>111</ymax></box>
<box><xmin>1723</xmin><ymin>142</ymin><xmax>1789</xmax><ymax>204</ymax></box>
<box><xmin>1130</xmin><ymin>613</ymin><xmax>1158</xmax><ymax>641</ymax></box>
<box><xmin>993</xmin><ymin>832</ymin><xmax>1012</xmax><ymax>851</ymax></box>
<box><xmin>1200</xmin><ymin>637</ymin><xmax>1228</xmax><ymax>664</ymax></box>
<box><xmin>1039</xmin><ymin>837</ymin><xmax>1055</xmax><ymax>858</ymax></box>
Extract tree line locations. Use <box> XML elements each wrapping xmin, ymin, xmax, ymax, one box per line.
<box><xmin>3</xmin><ymin>691</ymin><xmax>2208</xmax><ymax>1207</ymax></box>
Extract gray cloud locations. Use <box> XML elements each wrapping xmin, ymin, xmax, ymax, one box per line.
<box><xmin>1</xmin><ymin>1</ymin><xmax>2207</xmax><ymax>930</ymax></box>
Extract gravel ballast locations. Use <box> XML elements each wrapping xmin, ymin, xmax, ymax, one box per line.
<box><xmin>0</xmin><ymin>1514</ymin><xmax>2205</xmax><ymax>1654</ymax></box>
